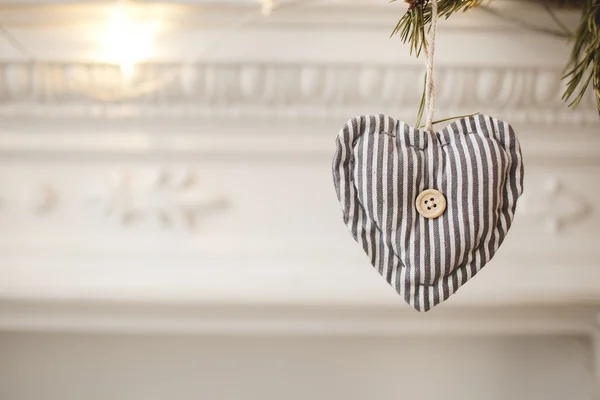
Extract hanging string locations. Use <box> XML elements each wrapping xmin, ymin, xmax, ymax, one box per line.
<box><xmin>415</xmin><ymin>0</ymin><xmax>479</xmax><ymax>131</ymax></box>
<box><xmin>422</xmin><ymin>0</ymin><xmax>438</xmax><ymax>132</ymax></box>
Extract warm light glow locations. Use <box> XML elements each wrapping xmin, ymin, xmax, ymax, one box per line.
<box><xmin>101</xmin><ymin>2</ymin><xmax>162</xmax><ymax>75</ymax></box>
<box><xmin>260</xmin><ymin>0</ymin><xmax>274</xmax><ymax>16</ymax></box>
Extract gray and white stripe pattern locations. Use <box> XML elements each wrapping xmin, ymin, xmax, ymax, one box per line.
<box><xmin>332</xmin><ymin>114</ymin><xmax>524</xmax><ymax>312</ymax></box>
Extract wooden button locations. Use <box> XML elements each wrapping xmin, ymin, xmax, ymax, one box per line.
<box><xmin>416</xmin><ymin>189</ymin><xmax>446</xmax><ymax>219</ymax></box>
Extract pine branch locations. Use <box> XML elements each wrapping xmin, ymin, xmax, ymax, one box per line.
<box><xmin>562</xmin><ymin>0</ymin><xmax>600</xmax><ymax>115</ymax></box>
<box><xmin>390</xmin><ymin>0</ymin><xmax>485</xmax><ymax>56</ymax></box>
<box><xmin>391</xmin><ymin>0</ymin><xmax>600</xmax><ymax>117</ymax></box>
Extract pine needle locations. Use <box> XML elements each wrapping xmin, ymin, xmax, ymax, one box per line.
<box><xmin>415</xmin><ymin>72</ymin><xmax>427</xmax><ymax>127</ymax></box>
<box><xmin>418</xmin><ymin>112</ymin><xmax>482</xmax><ymax>129</ymax></box>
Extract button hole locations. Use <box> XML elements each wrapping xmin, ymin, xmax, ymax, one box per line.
<box><xmin>433</xmin><ymin>204</ymin><xmax>437</xmax><ymax>208</ymax></box>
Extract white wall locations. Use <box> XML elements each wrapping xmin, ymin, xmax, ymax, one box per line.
<box><xmin>0</xmin><ymin>2</ymin><xmax>598</xmax><ymax>399</ymax></box>
<box><xmin>0</xmin><ymin>333</ymin><xmax>594</xmax><ymax>400</ymax></box>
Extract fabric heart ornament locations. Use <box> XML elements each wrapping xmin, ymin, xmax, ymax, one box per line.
<box><xmin>332</xmin><ymin>113</ymin><xmax>524</xmax><ymax>312</ymax></box>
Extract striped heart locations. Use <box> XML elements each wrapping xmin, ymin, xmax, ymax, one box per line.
<box><xmin>332</xmin><ymin>114</ymin><xmax>524</xmax><ymax>312</ymax></box>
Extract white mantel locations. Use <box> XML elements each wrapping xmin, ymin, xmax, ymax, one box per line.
<box><xmin>0</xmin><ymin>0</ymin><xmax>597</xmax><ymax>337</ymax></box>
<box><xmin>0</xmin><ymin>2</ymin><xmax>599</xmax><ymax>400</ymax></box>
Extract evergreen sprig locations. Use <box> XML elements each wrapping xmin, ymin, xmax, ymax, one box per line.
<box><xmin>391</xmin><ymin>0</ymin><xmax>600</xmax><ymax>117</ymax></box>
<box><xmin>562</xmin><ymin>0</ymin><xmax>600</xmax><ymax>114</ymax></box>
<box><xmin>390</xmin><ymin>0</ymin><xmax>484</xmax><ymax>56</ymax></box>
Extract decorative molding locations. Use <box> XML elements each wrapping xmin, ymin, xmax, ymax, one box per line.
<box><xmin>0</xmin><ymin>63</ymin><xmax>596</xmax><ymax>126</ymax></box>
<box><xmin>0</xmin><ymin>0</ymin><xmax>596</xmax><ymax>342</ymax></box>
<box><xmin>0</xmin><ymin>300</ymin><xmax>597</xmax><ymax>336</ymax></box>
<box><xmin>0</xmin><ymin>0</ymin><xmax>579</xmax><ymax>32</ymax></box>
<box><xmin>26</xmin><ymin>183</ymin><xmax>58</xmax><ymax>214</ymax></box>
<box><xmin>518</xmin><ymin>177</ymin><xmax>592</xmax><ymax>233</ymax></box>
<box><xmin>0</xmin><ymin>183</ymin><xmax>55</xmax><ymax>214</ymax></box>
<box><xmin>86</xmin><ymin>168</ymin><xmax>228</xmax><ymax>228</ymax></box>
<box><xmin>0</xmin><ymin>120</ymin><xmax>598</xmax><ymax>164</ymax></box>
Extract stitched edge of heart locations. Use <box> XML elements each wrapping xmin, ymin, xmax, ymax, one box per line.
<box><xmin>332</xmin><ymin>113</ymin><xmax>524</xmax><ymax>312</ymax></box>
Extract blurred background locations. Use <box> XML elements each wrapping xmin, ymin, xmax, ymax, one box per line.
<box><xmin>0</xmin><ymin>0</ymin><xmax>598</xmax><ymax>399</ymax></box>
